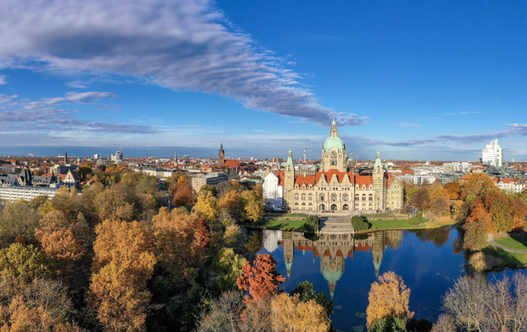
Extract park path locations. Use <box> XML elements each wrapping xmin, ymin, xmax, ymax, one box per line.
<box><xmin>487</xmin><ymin>234</ymin><xmax>527</xmax><ymax>254</ymax></box>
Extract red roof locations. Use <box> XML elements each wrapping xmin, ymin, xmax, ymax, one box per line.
<box><xmin>224</xmin><ymin>160</ymin><xmax>241</xmax><ymax>168</ymax></box>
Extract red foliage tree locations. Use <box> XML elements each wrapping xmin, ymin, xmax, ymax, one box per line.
<box><xmin>237</xmin><ymin>254</ymin><xmax>285</xmax><ymax>305</ymax></box>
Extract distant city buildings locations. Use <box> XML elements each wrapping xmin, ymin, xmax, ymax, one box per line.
<box><xmin>191</xmin><ymin>172</ymin><xmax>229</xmax><ymax>193</ymax></box>
<box><xmin>111</xmin><ymin>151</ymin><xmax>123</xmax><ymax>163</ymax></box>
<box><xmin>482</xmin><ymin>139</ymin><xmax>503</xmax><ymax>167</ymax></box>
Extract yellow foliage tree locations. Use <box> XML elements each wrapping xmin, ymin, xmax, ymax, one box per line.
<box><xmin>460</xmin><ymin>173</ymin><xmax>498</xmax><ymax>200</ymax></box>
<box><xmin>270</xmin><ymin>293</ymin><xmax>331</xmax><ymax>332</ymax></box>
<box><xmin>89</xmin><ymin>220</ymin><xmax>156</xmax><ymax>332</ymax></box>
<box><xmin>366</xmin><ymin>271</ymin><xmax>414</xmax><ymax>328</ymax></box>
<box><xmin>219</xmin><ymin>190</ymin><xmax>242</xmax><ymax>221</ymax></box>
<box><xmin>194</xmin><ymin>190</ymin><xmax>219</xmax><ymax>223</ymax></box>
<box><xmin>241</xmin><ymin>190</ymin><xmax>263</xmax><ymax>223</ymax></box>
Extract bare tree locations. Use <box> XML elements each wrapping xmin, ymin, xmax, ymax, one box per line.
<box><xmin>197</xmin><ymin>291</ymin><xmax>245</xmax><ymax>332</ymax></box>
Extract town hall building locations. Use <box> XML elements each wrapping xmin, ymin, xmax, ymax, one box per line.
<box><xmin>263</xmin><ymin>117</ymin><xmax>404</xmax><ymax>212</ymax></box>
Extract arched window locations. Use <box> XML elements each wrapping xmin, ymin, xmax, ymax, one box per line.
<box><xmin>302</xmin><ymin>184</ymin><xmax>306</xmax><ymax>189</ymax></box>
<box><xmin>369</xmin><ymin>194</ymin><xmax>373</xmax><ymax>201</ymax></box>
<box><xmin>308</xmin><ymin>202</ymin><xmax>313</xmax><ymax>206</ymax></box>
<box><xmin>295</xmin><ymin>202</ymin><xmax>299</xmax><ymax>206</ymax></box>
<box><xmin>308</xmin><ymin>194</ymin><xmax>313</xmax><ymax>201</ymax></box>
<box><xmin>355</xmin><ymin>194</ymin><xmax>359</xmax><ymax>201</ymax></box>
<box><xmin>369</xmin><ymin>202</ymin><xmax>373</xmax><ymax>206</ymax></box>
<box><xmin>331</xmin><ymin>204</ymin><xmax>337</xmax><ymax>211</ymax></box>
<box><xmin>302</xmin><ymin>202</ymin><xmax>306</xmax><ymax>206</ymax></box>
<box><xmin>362</xmin><ymin>184</ymin><xmax>366</xmax><ymax>189</ymax></box>
<box><xmin>294</xmin><ymin>194</ymin><xmax>299</xmax><ymax>201</ymax></box>
<box><xmin>319</xmin><ymin>204</ymin><xmax>325</xmax><ymax>210</ymax></box>
<box><xmin>331</xmin><ymin>194</ymin><xmax>337</xmax><ymax>202</ymax></box>
<box><xmin>343</xmin><ymin>194</ymin><xmax>349</xmax><ymax>201</ymax></box>
<box><xmin>301</xmin><ymin>194</ymin><xmax>306</xmax><ymax>201</ymax></box>
<box><xmin>362</xmin><ymin>194</ymin><xmax>366</xmax><ymax>201</ymax></box>
<box><xmin>343</xmin><ymin>204</ymin><xmax>349</xmax><ymax>210</ymax></box>
<box><xmin>320</xmin><ymin>194</ymin><xmax>325</xmax><ymax>201</ymax></box>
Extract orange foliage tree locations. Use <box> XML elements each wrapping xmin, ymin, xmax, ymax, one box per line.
<box><xmin>219</xmin><ymin>190</ymin><xmax>242</xmax><ymax>221</ymax></box>
<box><xmin>483</xmin><ymin>193</ymin><xmax>513</xmax><ymax>232</ymax></box>
<box><xmin>445</xmin><ymin>182</ymin><xmax>461</xmax><ymax>200</ymax></box>
<box><xmin>89</xmin><ymin>220</ymin><xmax>156</xmax><ymax>332</ymax></box>
<box><xmin>237</xmin><ymin>254</ymin><xmax>285</xmax><ymax>305</ymax></box>
<box><xmin>509</xmin><ymin>196</ymin><xmax>527</xmax><ymax>230</ymax></box>
<box><xmin>366</xmin><ymin>271</ymin><xmax>414</xmax><ymax>328</ymax></box>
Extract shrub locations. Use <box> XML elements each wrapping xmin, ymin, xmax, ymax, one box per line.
<box><xmin>304</xmin><ymin>215</ymin><xmax>320</xmax><ymax>233</ymax></box>
<box><xmin>351</xmin><ymin>215</ymin><xmax>370</xmax><ymax>231</ymax></box>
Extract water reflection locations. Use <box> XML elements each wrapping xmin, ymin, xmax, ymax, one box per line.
<box><xmin>263</xmin><ymin>229</ymin><xmax>404</xmax><ymax>298</ymax></box>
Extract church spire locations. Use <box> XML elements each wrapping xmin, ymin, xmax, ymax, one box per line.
<box><xmin>374</xmin><ymin>150</ymin><xmax>382</xmax><ymax>168</ymax></box>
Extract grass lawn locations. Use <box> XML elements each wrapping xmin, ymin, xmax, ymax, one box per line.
<box><xmin>264</xmin><ymin>218</ymin><xmax>306</xmax><ymax>231</ymax></box>
<box><xmin>494</xmin><ymin>233</ymin><xmax>527</xmax><ymax>251</ymax></box>
<box><xmin>368</xmin><ymin>219</ymin><xmax>420</xmax><ymax>230</ymax></box>
<box><xmin>487</xmin><ymin>246</ymin><xmax>527</xmax><ymax>265</ymax></box>
<box><xmin>362</xmin><ymin>212</ymin><xmax>401</xmax><ymax>218</ymax></box>
<box><xmin>283</xmin><ymin>213</ymin><xmax>309</xmax><ymax>218</ymax></box>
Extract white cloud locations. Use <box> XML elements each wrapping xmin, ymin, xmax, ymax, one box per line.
<box><xmin>0</xmin><ymin>75</ymin><xmax>6</xmax><ymax>84</ymax></box>
<box><xmin>0</xmin><ymin>0</ymin><xmax>367</xmax><ymax>127</ymax></box>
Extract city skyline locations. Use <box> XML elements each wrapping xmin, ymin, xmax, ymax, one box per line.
<box><xmin>1</xmin><ymin>1</ymin><xmax>527</xmax><ymax>160</ymax></box>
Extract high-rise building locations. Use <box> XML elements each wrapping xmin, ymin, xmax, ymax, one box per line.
<box><xmin>111</xmin><ymin>151</ymin><xmax>123</xmax><ymax>163</ymax></box>
<box><xmin>482</xmin><ymin>139</ymin><xmax>503</xmax><ymax>167</ymax></box>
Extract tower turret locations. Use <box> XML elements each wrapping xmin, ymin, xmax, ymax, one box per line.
<box><xmin>284</xmin><ymin>149</ymin><xmax>295</xmax><ymax>211</ymax></box>
<box><xmin>218</xmin><ymin>143</ymin><xmax>225</xmax><ymax>168</ymax></box>
<box><xmin>373</xmin><ymin>151</ymin><xmax>385</xmax><ymax>211</ymax></box>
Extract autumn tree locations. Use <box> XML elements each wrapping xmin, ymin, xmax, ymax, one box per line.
<box><xmin>270</xmin><ymin>293</ymin><xmax>330</xmax><ymax>332</ymax></box>
<box><xmin>223</xmin><ymin>225</ymin><xmax>247</xmax><ymax>249</ymax></box>
<box><xmin>0</xmin><ymin>278</ymin><xmax>83</xmax><ymax>331</ymax></box>
<box><xmin>466</xmin><ymin>198</ymin><xmax>495</xmax><ymax>233</ymax></box>
<box><xmin>237</xmin><ymin>254</ymin><xmax>285</xmax><ymax>305</ymax></box>
<box><xmin>212</xmin><ymin>248</ymin><xmax>247</xmax><ymax>292</ymax></box>
<box><xmin>0</xmin><ymin>200</ymin><xmax>41</xmax><ymax>245</ymax></box>
<box><xmin>366</xmin><ymin>271</ymin><xmax>414</xmax><ymax>329</ymax></box>
<box><xmin>93</xmin><ymin>187</ymin><xmax>135</xmax><ymax>222</ymax></box>
<box><xmin>35</xmin><ymin>210</ymin><xmax>86</xmax><ymax>263</ymax></box>
<box><xmin>196</xmin><ymin>291</ymin><xmax>245</xmax><ymax>332</ymax></box>
<box><xmin>0</xmin><ymin>243</ymin><xmax>59</xmax><ymax>285</ymax></box>
<box><xmin>171</xmin><ymin>177</ymin><xmax>195</xmax><ymax>210</ymax></box>
<box><xmin>291</xmin><ymin>280</ymin><xmax>334</xmax><ymax>318</ymax></box>
<box><xmin>462</xmin><ymin>219</ymin><xmax>489</xmax><ymax>251</ymax></box>
<box><xmin>460</xmin><ymin>173</ymin><xmax>498</xmax><ymax>200</ymax></box>
<box><xmin>152</xmin><ymin>207</ymin><xmax>208</xmax><ymax>290</ymax></box>
<box><xmin>241</xmin><ymin>190</ymin><xmax>264</xmax><ymax>223</ymax></box>
<box><xmin>483</xmin><ymin>193</ymin><xmax>513</xmax><ymax>232</ymax></box>
<box><xmin>220</xmin><ymin>190</ymin><xmax>242</xmax><ymax>222</ymax></box>
<box><xmin>444</xmin><ymin>182</ymin><xmax>461</xmax><ymax>200</ymax></box>
<box><xmin>194</xmin><ymin>190</ymin><xmax>219</xmax><ymax>223</ymax></box>
<box><xmin>430</xmin><ymin>196</ymin><xmax>449</xmax><ymax>218</ymax></box>
<box><xmin>509</xmin><ymin>195</ymin><xmax>527</xmax><ymax>230</ymax></box>
<box><xmin>89</xmin><ymin>220</ymin><xmax>156</xmax><ymax>332</ymax></box>
<box><xmin>409</xmin><ymin>187</ymin><xmax>430</xmax><ymax>211</ymax></box>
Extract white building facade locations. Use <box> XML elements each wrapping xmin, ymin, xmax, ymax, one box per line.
<box><xmin>263</xmin><ymin>172</ymin><xmax>283</xmax><ymax>211</ymax></box>
<box><xmin>482</xmin><ymin>139</ymin><xmax>503</xmax><ymax>167</ymax></box>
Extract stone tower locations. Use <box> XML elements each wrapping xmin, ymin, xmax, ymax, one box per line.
<box><xmin>372</xmin><ymin>150</ymin><xmax>385</xmax><ymax>211</ymax></box>
<box><xmin>321</xmin><ymin>115</ymin><xmax>347</xmax><ymax>172</ymax></box>
<box><xmin>64</xmin><ymin>151</ymin><xmax>68</xmax><ymax>164</ymax></box>
<box><xmin>284</xmin><ymin>149</ymin><xmax>295</xmax><ymax>210</ymax></box>
<box><xmin>218</xmin><ymin>143</ymin><xmax>225</xmax><ymax>168</ymax></box>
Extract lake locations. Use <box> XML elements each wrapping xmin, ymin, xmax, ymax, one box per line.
<box><xmin>257</xmin><ymin>226</ymin><xmax>526</xmax><ymax>331</ymax></box>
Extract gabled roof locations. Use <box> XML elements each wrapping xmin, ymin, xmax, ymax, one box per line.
<box><xmin>224</xmin><ymin>160</ymin><xmax>241</xmax><ymax>168</ymax></box>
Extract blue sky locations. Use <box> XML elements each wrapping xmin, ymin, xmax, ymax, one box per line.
<box><xmin>1</xmin><ymin>0</ymin><xmax>526</xmax><ymax>161</ymax></box>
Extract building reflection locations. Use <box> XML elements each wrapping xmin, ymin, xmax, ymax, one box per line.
<box><xmin>263</xmin><ymin>228</ymin><xmax>402</xmax><ymax>298</ymax></box>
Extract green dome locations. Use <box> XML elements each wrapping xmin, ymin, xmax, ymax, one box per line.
<box><xmin>322</xmin><ymin>267</ymin><xmax>343</xmax><ymax>283</ymax></box>
<box><xmin>323</xmin><ymin>136</ymin><xmax>345</xmax><ymax>152</ymax></box>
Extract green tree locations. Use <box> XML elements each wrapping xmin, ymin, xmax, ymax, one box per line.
<box><xmin>212</xmin><ymin>248</ymin><xmax>247</xmax><ymax>292</ymax></box>
<box><xmin>291</xmin><ymin>280</ymin><xmax>333</xmax><ymax>318</ymax></box>
<box><xmin>0</xmin><ymin>243</ymin><xmax>59</xmax><ymax>284</ymax></box>
<box><xmin>351</xmin><ymin>215</ymin><xmax>370</xmax><ymax>231</ymax></box>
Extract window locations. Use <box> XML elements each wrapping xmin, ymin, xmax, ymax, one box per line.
<box><xmin>355</xmin><ymin>194</ymin><xmax>359</xmax><ymax>201</ymax></box>
<box><xmin>343</xmin><ymin>194</ymin><xmax>349</xmax><ymax>201</ymax></box>
<box><xmin>308</xmin><ymin>194</ymin><xmax>313</xmax><ymax>201</ymax></box>
<box><xmin>294</xmin><ymin>194</ymin><xmax>299</xmax><ymax>200</ymax></box>
<box><xmin>320</xmin><ymin>194</ymin><xmax>325</xmax><ymax>201</ymax></box>
<box><xmin>369</xmin><ymin>194</ymin><xmax>373</xmax><ymax>201</ymax></box>
<box><xmin>343</xmin><ymin>204</ymin><xmax>349</xmax><ymax>210</ymax></box>
<box><xmin>331</xmin><ymin>204</ymin><xmax>337</xmax><ymax>211</ymax></box>
<box><xmin>319</xmin><ymin>204</ymin><xmax>325</xmax><ymax>210</ymax></box>
<box><xmin>301</xmin><ymin>194</ymin><xmax>306</xmax><ymax>201</ymax></box>
<box><xmin>331</xmin><ymin>194</ymin><xmax>337</xmax><ymax>202</ymax></box>
<box><xmin>362</xmin><ymin>194</ymin><xmax>366</xmax><ymax>201</ymax></box>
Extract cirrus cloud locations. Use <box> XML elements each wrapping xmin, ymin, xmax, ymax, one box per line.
<box><xmin>0</xmin><ymin>0</ymin><xmax>367</xmax><ymax>127</ymax></box>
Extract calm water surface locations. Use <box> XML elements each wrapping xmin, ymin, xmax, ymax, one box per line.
<box><xmin>256</xmin><ymin>226</ymin><xmax>526</xmax><ymax>332</ymax></box>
